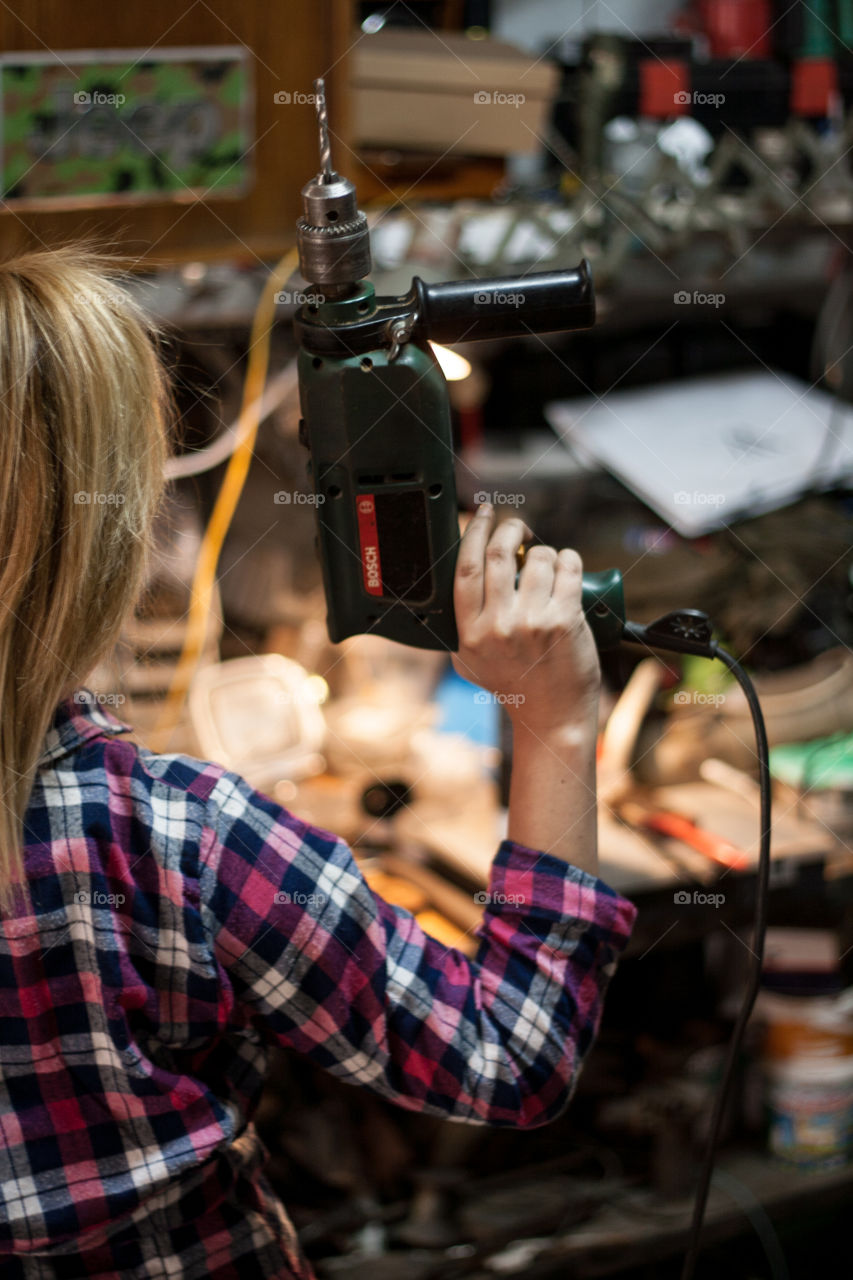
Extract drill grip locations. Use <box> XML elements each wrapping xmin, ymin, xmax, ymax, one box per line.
<box><xmin>513</xmin><ymin>564</ymin><xmax>625</xmax><ymax>649</ymax></box>
<box><xmin>412</xmin><ymin>261</ymin><xmax>595</xmax><ymax>345</ymax></box>
<box><xmin>581</xmin><ymin>568</ymin><xmax>625</xmax><ymax>651</ymax></box>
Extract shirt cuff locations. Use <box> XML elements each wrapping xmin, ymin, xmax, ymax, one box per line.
<box><xmin>484</xmin><ymin>838</ymin><xmax>637</xmax><ymax>951</ymax></box>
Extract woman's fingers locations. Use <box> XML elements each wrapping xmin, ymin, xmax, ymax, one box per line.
<box><xmin>516</xmin><ymin>544</ymin><xmax>557</xmax><ymax>607</ymax></box>
<box><xmin>453</xmin><ymin>526</ymin><xmax>600</xmax><ymax>728</ymax></box>
<box><xmin>455</xmin><ymin>509</ymin><xmax>534</xmax><ymax>626</ymax></box>
<box><xmin>454</xmin><ymin>504</ymin><xmax>495</xmax><ymax>622</ymax></box>
<box><xmin>482</xmin><ymin>515</ymin><xmax>532</xmax><ymax>614</ymax></box>
<box><xmin>551</xmin><ymin>547</ymin><xmax>584</xmax><ymax>613</ymax></box>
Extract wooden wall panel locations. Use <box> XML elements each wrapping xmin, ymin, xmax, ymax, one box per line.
<box><xmin>0</xmin><ymin>0</ymin><xmax>357</xmax><ymax>264</ymax></box>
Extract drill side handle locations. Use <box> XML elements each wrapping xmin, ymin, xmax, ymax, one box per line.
<box><xmin>411</xmin><ymin>261</ymin><xmax>595</xmax><ymax>345</ymax></box>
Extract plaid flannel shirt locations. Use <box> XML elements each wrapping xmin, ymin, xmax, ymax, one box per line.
<box><xmin>0</xmin><ymin>694</ymin><xmax>636</xmax><ymax>1278</ymax></box>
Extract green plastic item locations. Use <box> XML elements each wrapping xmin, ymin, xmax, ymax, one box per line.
<box><xmin>770</xmin><ymin>733</ymin><xmax>853</xmax><ymax>790</ymax></box>
<box><xmin>799</xmin><ymin>0</ymin><xmax>836</xmax><ymax>57</ymax></box>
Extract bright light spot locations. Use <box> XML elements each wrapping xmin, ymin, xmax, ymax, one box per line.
<box><xmin>306</xmin><ymin>675</ymin><xmax>329</xmax><ymax>705</ymax></box>
<box><xmin>180</xmin><ymin>262</ymin><xmax>206</xmax><ymax>285</ymax></box>
<box><xmin>429</xmin><ymin>343</ymin><xmax>472</xmax><ymax>381</ymax></box>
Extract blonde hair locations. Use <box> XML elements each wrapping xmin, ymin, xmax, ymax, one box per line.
<box><xmin>0</xmin><ymin>246</ymin><xmax>171</xmax><ymax>914</ymax></box>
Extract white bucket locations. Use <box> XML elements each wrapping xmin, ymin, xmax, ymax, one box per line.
<box><xmin>765</xmin><ymin>1055</ymin><xmax>853</xmax><ymax>1171</ymax></box>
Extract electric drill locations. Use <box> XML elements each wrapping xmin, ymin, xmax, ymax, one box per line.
<box><xmin>294</xmin><ymin>79</ymin><xmax>625</xmax><ymax>652</ymax></box>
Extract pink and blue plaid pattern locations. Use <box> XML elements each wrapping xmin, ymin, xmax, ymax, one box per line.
<box><xmin>0</xmin><ymin>695</ymin><xmax>636</xmax><ymax>1278</ymax></box>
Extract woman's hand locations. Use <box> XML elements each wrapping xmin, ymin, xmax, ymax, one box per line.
<box><xmin>452</xmin><ymin>505</ymin><xmax>601</xmax><ymax>739</ymax></box>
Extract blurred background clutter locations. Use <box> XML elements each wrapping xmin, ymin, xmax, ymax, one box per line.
<box><xmin>6</xmin><ymin>1</ymin><xmax>853</xmax><ymax>1276</ymax></box>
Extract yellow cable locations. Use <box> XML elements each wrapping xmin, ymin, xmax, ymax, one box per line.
<box><xmin>150</xmin><ymin>247</ymin><xmax>300</xmax><ymax>752</ymax></box>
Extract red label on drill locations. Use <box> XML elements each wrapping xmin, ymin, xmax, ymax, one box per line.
<box><xmin>356</xmin><ymin>494</ymin><xmax>383</xmax><ymax>597</ymax></box>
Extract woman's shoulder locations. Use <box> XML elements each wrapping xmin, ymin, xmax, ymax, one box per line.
<box><xmin>36</xmin><ymin>690</ymin><xmax>342</xmax><ymax>864</ymax></box>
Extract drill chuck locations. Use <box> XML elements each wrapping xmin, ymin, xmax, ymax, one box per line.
<box><xmin>296</xmin><ymin>173</ymin><xmax>371</xmax><ymax>291</ymax></box>
<box><xmin>296</xmin><ymin>77</ymin><xmax>371</xmax><ymax>292</ymax></box>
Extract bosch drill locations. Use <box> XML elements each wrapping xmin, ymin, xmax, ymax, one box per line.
<box><xmin>294</xmin><ymin>79</ymin><xmax>625</xmax><ymax>652</ymax></box>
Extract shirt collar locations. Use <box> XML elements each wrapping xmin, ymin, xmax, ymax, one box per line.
<box><xmin>38</xmin><ymin>692</ymin><xmax>134</xmax><ymax>768</ymax></box>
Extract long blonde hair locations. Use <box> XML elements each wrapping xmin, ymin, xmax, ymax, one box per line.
<box><xmin>0</xmin><ymin>246</ymin><xmax>170</xmax><ymax>914</ymax></box>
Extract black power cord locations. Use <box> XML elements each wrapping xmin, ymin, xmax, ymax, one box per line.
<box><xmin>620</xmin><ymin>611</ymin><xmax>772</xmax><ymax>1280</ymax></box>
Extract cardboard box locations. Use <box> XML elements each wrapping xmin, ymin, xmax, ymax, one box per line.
<box><xmin>351</xmin><ymin>28</ymin><xmax>559</xmax><ymax>157</ymax></box>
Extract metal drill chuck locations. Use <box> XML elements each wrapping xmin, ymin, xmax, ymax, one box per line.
<box><xmin>296</xmin><ymin>172</ymin><xmax>371</xmax><ymax>291</ymax></box>
<box><xmin>296</xmin><ymin>76</ymin><xmax>371</xmax><ymax>292</ymax></box>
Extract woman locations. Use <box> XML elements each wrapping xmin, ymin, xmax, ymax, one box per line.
<box><xmin>0</xmin><ymin>247</ymin><xmax>636</xmax><ymax>1278</ymax></box>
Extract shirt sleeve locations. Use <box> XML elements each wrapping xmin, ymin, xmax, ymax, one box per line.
<box><xmin>197</xmin><ymin>766</ymin><xmax>637</xmax><ymax>1129</ymax></box>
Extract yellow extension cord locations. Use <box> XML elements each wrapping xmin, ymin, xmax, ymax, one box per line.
<box><xmin>150</xmin><ymin>247</ymin><xmax>300</xmax><ymax>752</ymax></box>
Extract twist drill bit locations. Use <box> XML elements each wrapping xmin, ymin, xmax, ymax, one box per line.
<box><xmin>313</xmin><ymin>77</ymin><xmax>334</xmax><ymax>182</ymax></box>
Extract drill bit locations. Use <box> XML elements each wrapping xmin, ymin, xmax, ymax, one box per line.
<box><xmin>314</xmin><ymin>77</ymin><xmax>335</xmax><ymax>182</ymax></box>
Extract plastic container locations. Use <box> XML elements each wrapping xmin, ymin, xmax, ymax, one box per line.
<box><xmin>765</xmin><ymin>1056</ymin><xmax>853</xmax><ymax>1171</ymax></box>
<box><xmin>188</xmin><ymin>653</ymin><xmax>327</xmax><ymax>792</ymax></box>
<box><xmin>757</xmin><ymin>990</ymin><xmax>853</xmax><ymax>1059</ymax></box>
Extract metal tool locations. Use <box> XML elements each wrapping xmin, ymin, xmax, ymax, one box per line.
<box><xmin>619</xmin><ymin>800</ymin><xmax>750</xmax><ymax>872</ymax></box>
